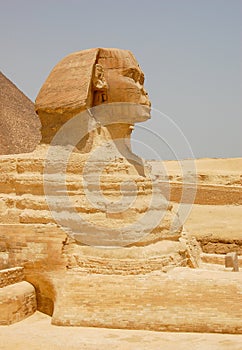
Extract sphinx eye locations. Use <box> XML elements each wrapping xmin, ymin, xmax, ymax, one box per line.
<box><xmin>124</xmin><ymin>68</ymin><xmax>139</xmax><ymax>82</ymax></box>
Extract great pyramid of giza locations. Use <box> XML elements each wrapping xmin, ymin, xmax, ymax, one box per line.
<box><xmin>0</xmin><ymin>72</ymin><xmax>41</xmax><ymax>154</ymax></box>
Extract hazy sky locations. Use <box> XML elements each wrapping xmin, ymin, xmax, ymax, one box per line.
<box><xmin>1</xmin><ymin>0</ymin><xmax>241</xmax><ymax>160</ymax></box>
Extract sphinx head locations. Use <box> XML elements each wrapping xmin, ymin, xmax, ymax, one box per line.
<box><xmin>35</xmin><ymin>48</ymin><xmax>151</xmax><ymax>146</ymax></box>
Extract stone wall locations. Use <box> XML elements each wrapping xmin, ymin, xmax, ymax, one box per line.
<box><xmin>51</xmin><ymin>267</ymin><xmax>242</xmax><ymax>334</ymax></box>
<box><xmin>0</xmin><ymin>267</ymin><xmax>37</xmax><ymax>325</ymax></box>
<box><xmin>0</xmin><ymin>267</ymin><xmax>24</xmax><ymax>288</ymax></box>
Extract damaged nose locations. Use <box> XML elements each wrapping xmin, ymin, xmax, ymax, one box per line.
<box><xmin>140</xmin><ymin>87</ymin><xmax>151</xmax><ymax>106</ymax></box>
<box><xmin>140</xmin><ymin>93</ymin><xmax>151</xmax><ymax>107</ymax></box>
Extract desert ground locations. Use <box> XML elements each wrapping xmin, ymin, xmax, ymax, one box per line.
<box><xmin>1</xmin><ymin>311</ymin><xmax>242</xmax><ymax>350</ymax></box>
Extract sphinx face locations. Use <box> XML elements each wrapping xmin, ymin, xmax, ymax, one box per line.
<box><xmin>93</xmin><ymin>49</ymin><xmax>151</xmax><ymax>108</ymax></box>
<box><xmin>106</xmin><ymin>66</ymin><xmax>150</xmax><ymax>106</ymax></box>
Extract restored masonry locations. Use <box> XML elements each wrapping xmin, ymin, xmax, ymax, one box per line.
<box><xmin>0</xmin><ymin>267</ymin><xmax>36</xmax><ymax>325</ymax></box>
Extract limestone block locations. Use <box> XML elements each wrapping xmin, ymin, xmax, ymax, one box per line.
<box><xmin>225</xmin><ymin>252</ymin><xmax>239</xmax><ymax>271</ymax></box>
<box><xmin>201</xmin><ymin>253</ymin><xmax>242</xmax><ymax>267</ymax></box>
<box><xmin>0</xmin><ymin>267</ymin><xmax>24</xmax><ymax>288</ymax></box>
<box><xmin>51</xmin><ymin>268</ymin><xmax>242</xmax><ymax>334</ymax></box>
<box><xmin>0</xmin><ymin>281</ymin><xmax>36</xmax><ymax>325</ymax></box>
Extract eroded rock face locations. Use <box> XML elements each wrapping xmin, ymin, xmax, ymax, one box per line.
<box><xmin>0</xmin><ymin>146</ymin><xmax>202</xmax><ymax>322</ymax></box>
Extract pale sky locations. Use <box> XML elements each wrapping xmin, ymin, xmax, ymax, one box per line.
<box><xmin>1</xmin><ymin>0</ymin><xmax>241</xmax><ymax>160</ymax></box>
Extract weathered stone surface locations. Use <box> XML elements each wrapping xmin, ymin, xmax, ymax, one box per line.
<box><xmin>0</xmin><ymin>149</ymin><xmax>241</xmax><ymax>332</ymax></box>
<box><xmin>0</xmin><ymin>281</ymin><xmax>36</xmax><ymax>325</ymax></box>
<box><xmin>0</xmin><ymin>267</ymin><xmax>24</xmax><ymax>288</ymax></box>
<box><xmin>1</xmin><ymin>150</ymin><xmax>242</xmax><ymax>332</ymax></box>
<box><xmin>0</xmin><ymin>143</ymin><xmax>201</xmax><ymax>327</ymax></box>
<box><xmin>0</xmin><ymin>72</ymin><xmax>41</xmax><ymax>154</ymax></box>
<box><xmin>0</xmin><ymin>49</ymin><xmax>241</xmax><ymax>334</ymax></box>
<box><xmin>36</xmin><ymin>48</ymin><xmax>150</xmax><ymax>114</ymax></box>
<box><xmin>50</xmin><ymin>268</ymin><xmax>242</xmax><ymax>333</ymax></box>
<box><xmin>35</xmin><ymin>48</ymin><xmax>150</xmax><ymax>145</ymax></box>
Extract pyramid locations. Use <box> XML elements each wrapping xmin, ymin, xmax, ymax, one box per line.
<box><xmin>0</xmin><ymin>72</ymin><xmax>41</xmax><ymax>154</ymax></box>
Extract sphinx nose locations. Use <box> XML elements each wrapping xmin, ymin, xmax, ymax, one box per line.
<box><xmin>140</xmin><ymin>88</ymin><xmax>151</xmax><ymax>106</ymax></box>
<box><xmin>140</xmin><ymin>94</ymin><xmax>151</xmax><ymax>106</ymax></box>
<box><xmin>147</xmin><ymin>99</ymin><xmax>151</xmax><ymax>107</ymax></box>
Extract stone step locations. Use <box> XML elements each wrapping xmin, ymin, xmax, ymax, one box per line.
<box><xmin>0</xmin><ymin>154</ymin><xmax>149</xmax><ymax>175</ymax></box>
<box><xmin>0</xmin><ymin>173</ymin><xmax>241</xmax><ymax>205</ymax></box>
<box><xmin>0</xmin><ymin>267</ymin><xmax>37</xmax><ymax>325</ymax></box>
<box><xmin>0</xmin><ymin>173</ymin><xmax>153</xmax><ymax>197</ymax></box>
<box><xmin>0</xmin><ymin>281</ymin><xmax>36</xmax><ymax>325</ymax></box>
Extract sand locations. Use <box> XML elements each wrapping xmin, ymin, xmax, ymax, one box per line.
<box><xmin>0</xmin><ymin>312</ymin><xmax>242</xmax><ymax>350</ymax></box>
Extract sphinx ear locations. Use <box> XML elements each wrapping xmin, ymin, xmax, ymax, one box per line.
<box><xmin>93</xmin><ymin>64</ymin><xmax>107</xmax><ymax>90</ymax></box>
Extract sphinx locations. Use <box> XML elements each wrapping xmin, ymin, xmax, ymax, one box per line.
<box><xmin>0</xmin><ymin>48</ymin><xmax>201</xmax><ymax>328</ymax></box>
